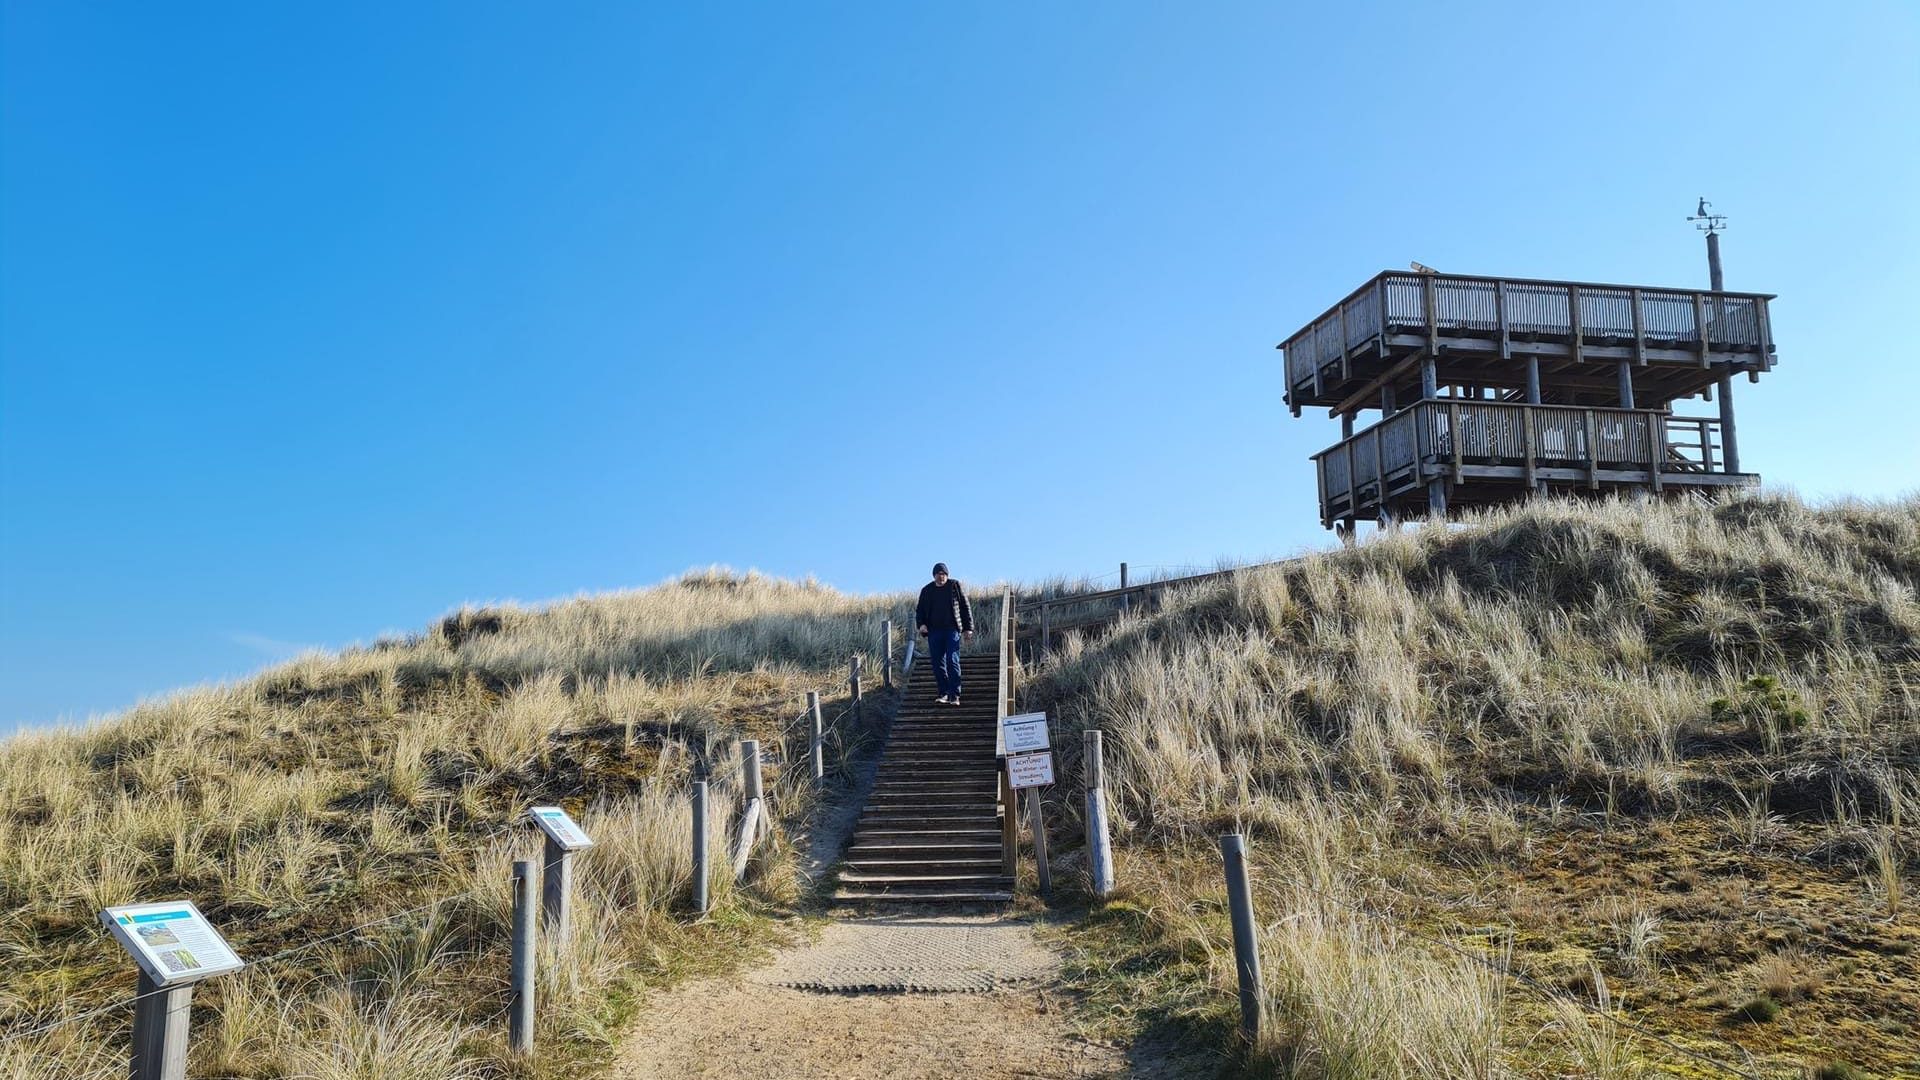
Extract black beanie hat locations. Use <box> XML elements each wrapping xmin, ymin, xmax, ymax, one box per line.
<box><xmin>932</xmin><ymin>562</ymin><xmax>948</xmax><ymax>575</ymax></box>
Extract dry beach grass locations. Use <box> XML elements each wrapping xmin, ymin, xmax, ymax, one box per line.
<box><xmin>1030</xmin><ymin>493</ymin><xmax>1920</xmax><ymax>1078</ymax></box>
<box><xmin>0</xmin><ymin>569</ymin><xmax>919</xmax><ymax>1079</ymax></box>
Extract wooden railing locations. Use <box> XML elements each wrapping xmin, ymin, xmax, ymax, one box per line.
<box><xmin>1314</xmin><ymin>400</ymin><xmax>1734</xmax><ymax>519</ymax></box>
<box><xmin>1283</xmin><ymin>272</ymin><xmax>1777</xmax><ymax>391</ymax></box>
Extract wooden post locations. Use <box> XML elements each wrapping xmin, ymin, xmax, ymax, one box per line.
<box><xmin>1084</xmin><ymin>731</ymin><xmax>1114</xmax><ymax>898</ymax></box>
<box><xmin>1718</xmin><ymin>372</ymin><xmax>1741</xmax><ymax>472</ymax></box>
<box><xmin>1039</xmin><ymin>603</ymin><xmax>1051</xmax><ymax>663</ymax></box>
<box><xmin>509</xmin><ymin>859</ymin><xmax>536</xmax><ymax>1056</ymax></box>
<box><xmin>1420</xmin><ymin>355</ymin><xmax>1438</xmax><ymax>399</ymax></box>
<box><xmin>807</xmin><ymin>690</ymin><xmax>824</xmax><ymax>781</ymax></box>
<box><xmin>881</xmin><ymin>620</ymin><xmax>894</xmax><ymax>689</ymax></box>
<box><xmin>999</xmin><ymin>762</ymin><xmax>1018</xmax><ymax>878</ymax></box>
<box><xmin>1219</xmin><ymin>833</ymin><xmax>1264</xmax><ymax>1043</ymax></box>
<box><xmin>1525</xmin><ymin>356</ymin><xmax>1541</xmax><ymax>404</ymax></box>
<box><xmin>130</xmin><ymin>973</ymin><xmax>194</xmax><ymax>1080</ymax></box>
<box><xmin>1119</xmin><ymin>563</ymin><xmax>1129</xmax><ymax>614</ymax></box>
<box><xmin>849</xmin><ymin>655</ymin><xmax>862</xmax><ymax>722</ymax></box>
<box><xmin>1495</xmin><ymin>280</ymin><xmax>1511</xmax><ymax>360</ymax></box>
<box><xmin>1028</xmin><ymin>788</ymin><xmax>1051</xmax><ymax>898</ymax></box>
<box><xmin>1568</xmin><ymin>284</ymin><xmax>1585</xmax><ymax>366</ymax></box>
<box><xmin>732</xmin><ymin>740</ymin><xmax>764</xmax><ymax>882</ymax></box>
<box><xmin>540</xmin><ymin>833</ymin><xmax>572</xmax><ymax>945</ymax></box>
<box><xmin>1616</xmin><ymin>360</ymin><xmax>1635</xmax><ymax>409</ymax></box>
<box><xmin>691</xmin><ymin>781</ymin><xmax>710</xmax><ymax>915</ymax></box>
<box><xmin>1583</xmin><ymin>409</ymin><xmax>1600</xmax><ymax>490</ymax></box>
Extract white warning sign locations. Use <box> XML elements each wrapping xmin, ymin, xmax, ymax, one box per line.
<box><xmin>1002</xmin><ymin>712</ymin><xmax>1050</xmax><ymax>754</ymax></box>
<box><xmin>1007</xmin><ymin>750</ymin><xmax>1055</xmax><ymax>789</ymax></box>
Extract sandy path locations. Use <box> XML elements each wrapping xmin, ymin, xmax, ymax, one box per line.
<box><xmin>607</xmin><ymin>915</ymin><xmax>1158</xmax><ymax>1079</ymax></box>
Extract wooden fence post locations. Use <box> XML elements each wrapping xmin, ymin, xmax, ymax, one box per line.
<box><xmin>850</xmin><ymin>655</ymin><xmax>862</xmax><ymax>722</ymax></box>
<box><xmin>540</xmin><ymin>832</ymin><xmax>572</xmax><ymax>945</ymax></box>
<box><xmin>807</xmin><ymin>690</ymin><xmax>824</xmax><ymax>781</ymax></box>
<box><xmin>1219</xmin><ymin>833</ymin><xmax>1264</xmax><ymax>1043</ymax></box>
<box><xmin>1084</xmin><ymin>730</ymin><xmax>1114</xmax><ymax>898</ymax></box>
<box><xmin>881</xmin><ymin>620</ymin><xmax>894</xmax><ymax>688</ymax></box>
<box><xmin>509</xmin><ymin>859</ymin><xmax>537</xmax><ymax>1056</ymax></box>
<box><xmin>691</xmin><ymin>781</ymin><xmax>710</xmax><ymax>915</ymax></box>
<box><xmin>1119</xmin><ymin>563</ymin><xmax>1129</xmax><ymax>614</ymax></box>
<box><xmin>130</xmin><ymin>974</ymin><xmax>194</xmax><ymax>1080</ymax></box>
<box><xmin>732</xmin><ymin>740</ymin><xmax>764</xmax><ymax>882</ymax></box>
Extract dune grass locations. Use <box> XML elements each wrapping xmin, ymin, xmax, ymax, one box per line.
<box><xmin>0</xmin><ymin>568</ymin><xmax>920</xmax><ymax>1079</ymax></box>
<box><xmin>1031</xmin><ymin>492</ymin><xmax>1920</xmax><ymax>1078</ymax></box>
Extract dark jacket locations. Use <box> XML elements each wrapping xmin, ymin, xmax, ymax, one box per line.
<box><xmin>916</xmin><ymin>579</ymin><xmax>975</xmax><ymax>634</ymax></box>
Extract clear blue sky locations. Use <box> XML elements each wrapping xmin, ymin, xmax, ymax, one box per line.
<box><xmin>4</xmin><ymin>2</ymin><xmax>1917</xmax><ymax>733</ymax></box>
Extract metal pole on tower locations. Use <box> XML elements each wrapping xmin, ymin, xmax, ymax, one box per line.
<box><xmin>1689</xmin><ymin>198</ymin><xmax>1739</xmax><ymax>473</ymax></box>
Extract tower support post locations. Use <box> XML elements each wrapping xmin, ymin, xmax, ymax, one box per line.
<box><xmin>1718</xmin><ymin>372</ymin><xmax>1740</xmax><ymax>473</ymax></box>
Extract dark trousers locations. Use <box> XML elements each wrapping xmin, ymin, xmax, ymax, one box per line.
<box><xmin>929</xmin><ymin>630</ymin><xmax>963</xmax><ymax>698</ymax></box>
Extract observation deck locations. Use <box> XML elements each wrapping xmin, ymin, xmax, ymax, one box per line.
<box><xmin>1281</xmin><ymin>272</ymin><xmax>1777</xmax><ymax>416</ymax></box>
<box><xmin>1312</xmin><ymin>400</ymin><xmax>1753</xmax><ymax>526</ymax></box>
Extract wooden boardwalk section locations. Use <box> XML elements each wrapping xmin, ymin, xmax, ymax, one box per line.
<box><xmin>833</xmin><ymin>650</ymin><xmax>1012</xmax><ymax>905</ymax></box>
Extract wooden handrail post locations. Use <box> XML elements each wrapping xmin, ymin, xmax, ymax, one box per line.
<box><xmin>999</xmin><ymin>761</ymin><xmax>1017</xmax><ymax>878</ymax></box>
<box><xmin>881</xmin><ymin>620</ymin><xmax>893</xmax><ymax>689</ymax></box>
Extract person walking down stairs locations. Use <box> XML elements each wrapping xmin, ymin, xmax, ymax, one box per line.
<box><xmin>916</xmin><ymin>563</ymin><xmax>974</xmax><ymax>705</ymax></box>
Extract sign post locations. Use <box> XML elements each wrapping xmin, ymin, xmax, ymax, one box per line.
<box><xmin>1001</xmin><ymin>712</ymin><xmax>1054</xmax><ymax>898</ymax></box>
<box><xmin>528</xmin><ymin>807</ymin><xmax>594</xmax><ymax>944</ymax></box>
<box><xmin>101</xmin><ymin>901</ymin><xmax>245</xmax><ymax>1080</ymax></box>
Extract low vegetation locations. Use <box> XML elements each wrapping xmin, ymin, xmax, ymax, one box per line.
<box><xmin>1031</xmin><ymin>493</ymin><xmax>1919</xmax><ymax>1078</ymax></box>
<box><xmin>0</xmin><ymin>569</ymin><xmax>916</xmax><ymax>1079</ymax></box>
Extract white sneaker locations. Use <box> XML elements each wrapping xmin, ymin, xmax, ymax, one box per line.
<box><xmin>935</xmin><ymin>695</ymin><xmax>953</xmax><ymax>705</ymax></box>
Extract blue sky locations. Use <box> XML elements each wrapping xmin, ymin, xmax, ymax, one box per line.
<box><xmin>4</xmin><ymin>2</ymin><xmax>1917</xmax><ymax>732</ymax></box>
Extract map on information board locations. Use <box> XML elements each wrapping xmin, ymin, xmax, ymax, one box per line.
<box><xmin>529</xmin><ymin>806</ymin><xmax>595</xmax><ymax>850</ymax></box>
<box><xmin>1002</xmin><ymin>711</ymin><xmax>1050</xmax><ymax>754</ymax></box>
<box><xmin>101</xmin><ymin>900</ymin><xmax>245</xmax><ymax>986</ymax></box>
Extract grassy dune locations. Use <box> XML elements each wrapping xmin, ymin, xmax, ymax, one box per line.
<box><xmin>0</xmin><ymin>569</ymin><xmax>914</xmax><ymax>1079</ymax></box>
<box><xmin>1029</xmin><ymin>493</ymin><xmax>1919</xmax><ymax>1079</ymax></box>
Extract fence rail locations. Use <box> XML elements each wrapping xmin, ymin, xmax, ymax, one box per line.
<box><xmin>1283</xmin><ymin>272</ymin><xmax>1776</xmax><ymax>392</ymax></box>
<box><xmin>1313</xmin><ymin>401</ymin><xmax>1735</xmax><ymax>522</ymax></box>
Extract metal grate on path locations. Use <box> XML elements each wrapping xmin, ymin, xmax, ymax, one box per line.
<box><xmin>749</xmin><ymin>916</ymin><xmax>1057</xmax><ymax>994</ymax></box>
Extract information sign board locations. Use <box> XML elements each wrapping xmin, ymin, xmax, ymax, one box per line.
<box><xmin>101</xmin><ymin>901</ymin><xmax>245</xmax><ymax>986</ymax></box>
<box><xmin>1007</xmin><ymin>750</ymin><xmax>1055</xmax><ymax>789</ymax></box>
<box><xmin>529</xmin><ymin>806</ymin><xmax>595</xmax><ymax>850</ymax></box>
<box><xmin>1002</xmin><ymin>711</ymin><xmax>1050</xmax><ymax>754</ymax></box>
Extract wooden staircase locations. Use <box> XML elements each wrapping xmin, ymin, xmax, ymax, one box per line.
<box><xmin>833</xmin><ymin>652</ymin><xmax>1012</xmax><ymax>905</ymax></box>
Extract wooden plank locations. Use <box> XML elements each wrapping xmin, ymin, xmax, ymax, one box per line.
<box><xmin>1568</xmin><ymin>284</ymin><xmax>1584</xmax><ymax>366</ymax></box>
<box><xmin>1423</xmin><ymin>274</ymin><xmax>1439</xmax><ymax>359</ymax></box>
<box><xmin>1630</xmin><ymin>287</ymin><xmax>1647</xmax><ymax>366</ymax></box>
<box><xmin>1448</xmin><ymin>401</ymin><xmax>1463</xmax><ymax>482</ymax></box>
<box><xmin>1583</xmin><ymin>410</ymin><xmax>1599</xmax><ymax>490</ymax></box>
<box><xmin>1693</xmin><ymin>293</ymin><xmax>1712</xmax><ymax>367</ymax></box>
<box><xmin>1338</xmin><ymin>302</ymin><xmax>1351</xmax><ymax>382</ymax></box>
<box><xmin>1495</xmin><ymin>280</ymin><xmax>1511</xmax><ymax>361</ymax></box>
<box><xmin>1523</xmin><ymin>406</ymin><xmax>1537</xmax><ymax>489</ymax></box>
<box><xmin>1649</xmin><ymin>414</ymin><xmax>1665</xmax><ymax>492</ymax></box>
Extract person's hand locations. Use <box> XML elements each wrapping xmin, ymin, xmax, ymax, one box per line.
<box><xmin>964</xmin><ymin>630</ymin><xmax>975</xmax><ymax>642</ymax></box>
<box><xmin>918</xmin><ymin>625</ymin><xmax>928</xmax><ymax>636</ymax></box>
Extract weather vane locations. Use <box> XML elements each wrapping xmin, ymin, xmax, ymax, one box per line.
<box><xmin>1687</xmin><ymin>197</ymin><xmax>1727</xmax><ymax>236</ymax></box>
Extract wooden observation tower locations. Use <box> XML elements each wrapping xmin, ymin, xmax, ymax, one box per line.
<box><xmin>1280</xmin><ymin>237</ymin><xmax>1775</xmax><ymax>533</ymax></box>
